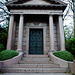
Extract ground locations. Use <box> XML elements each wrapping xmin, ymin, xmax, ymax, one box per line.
<box><xmin>0</xmin><ymin>73</ymin><xmax>72</xmax><ymax>75</ymax></box>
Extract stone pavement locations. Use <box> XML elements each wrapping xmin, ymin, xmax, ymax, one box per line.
<box><xmin>0</xmin><ymin>73</ymin><xmax>72</xmax><ymax>75</ymax></box>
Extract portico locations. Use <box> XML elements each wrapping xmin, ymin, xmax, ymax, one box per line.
<box><xmin>6</xmin><ymin>0</ymin><xmax>66</xmax><ymax>55</ymax></box>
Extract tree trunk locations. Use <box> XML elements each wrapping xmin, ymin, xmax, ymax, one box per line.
<box><xmin>73</xmin><ymin>12</ymin><xmax>75</xmax><ymax>37</ymax></box>
<box><xmin>73</xmin><ymin>0</ymin><xmax>75</xmax><ymax>37</ymax></box>
<box><xmin>74</xmin><ymin>17</ymin><xmax>75</xmax><ymax>38</ymax></box>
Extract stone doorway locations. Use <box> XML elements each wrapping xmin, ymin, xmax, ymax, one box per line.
<box><xmin>29</xmin><ymin>29</ymin><xmax>43</xmax><ymax>55</ymax></box>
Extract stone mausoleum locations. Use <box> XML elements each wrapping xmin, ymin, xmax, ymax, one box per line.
<box><xmin>6</xmin><ymin>0</ymin><xmax>67</xmax><ymax>55</ymax></box>
<box><xmin>1</xmin><ymin>0</ymin><xmax>71</xmax><ymax>73</ymax></box>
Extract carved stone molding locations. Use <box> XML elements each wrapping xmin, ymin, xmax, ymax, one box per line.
<box><xmin>26</xmin><ymin>22</ymin><xmax>47</xmax><ymax>27</ymax></box>
<box><xmin>10</xmin><ymin>10</ymin><xmax>63</xmax><ymax>15</ymax></box>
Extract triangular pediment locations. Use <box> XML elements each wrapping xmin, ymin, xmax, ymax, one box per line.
<box><xmin>6</xmin><ymin>0</ymin><xmax>67</xmax><ymax>6</ymax></box>
<box><xmin>22</xmin><ymin>0</ymin><xmax>51</xmax><ymax>5</ymax></box>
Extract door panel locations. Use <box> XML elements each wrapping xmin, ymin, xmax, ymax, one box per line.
<box><xmin>29</xmin><ymin>29</ymin><xmax>43</xmax><ymax>55</ymax></box>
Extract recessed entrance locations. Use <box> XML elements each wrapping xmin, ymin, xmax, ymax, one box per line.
<box><xmin>29</xmin><ymin>29</ymin><xmax>43</xmax><ymax>55</ymax></box>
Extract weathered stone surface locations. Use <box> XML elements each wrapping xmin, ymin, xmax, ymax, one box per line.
<box><xmin>7</xmin><ymin>15</ymin><xmax>14</xmax><ymax>50</ymax></box>
<box><xmin>1</xmin><ymin>55</ymin><xmax>70</xmax><ymax>73</ymax></box>
<box><xmin>17</xmin><ymin>15</ymin><xmax>24</xmax><ymax>52</ymax></box>
<box><xmin>0</xmin><ymin>73</ymin><xmax>72</xmax><ymax>75</ymax></box>
<box><xmin>22</xmin><ymin>0</ymin><xmax>51</xmax><ymax>5</ymax></box>
<box><xmin>59</xmin><ymin>16</ymin><xmax>65</xmax><ymax>51</ymax></box>
<box><xmin>12</xmin><ymin>64</ymin><xmax>59</xmax><ymax>68</ymax></box>
<box><xmin>73</xmin><ymin>60</ymin><xmax>75</xmax><ymax>74</ymax></box>
<box><xmin>12</xmin><ymin>15</ymin><xmax>60</xmax><ymax>52</ymax></box>
<box><xmin>1</xmin><ymin>68</ymin><xmax>69</xmax><ymax>73</ymax></box>
<box><xmin>10</xmin><ymin>10</ymin><xmax>63</xmax><ymax>15</ymax></box>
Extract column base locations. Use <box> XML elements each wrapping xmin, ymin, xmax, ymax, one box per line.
<box><xmin>17</xmin><ymin>49</ymin><xmax>22</xmax><ymax>52</ymax></box>
<box><xmin>60</xmin><ymin>49</ymin><xmax>66</xmax><ymax>51</ymax></box>
<box><xmin>51</xmin><ymin>49</ymin><xmax>56</xmax><ymax>52</ymax></box>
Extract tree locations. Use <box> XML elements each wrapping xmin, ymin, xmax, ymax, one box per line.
<box><xmin>0</xmin><ymin>0</ymin><xmax>9</xmax><ymax>48</ymax></box>
<box><xmin>0</xmin><ymin>0</ymin><xmax>10</xmax><ymax>49</ymax></box>
<box><xmin>64</xmin><ymin>25</ymin><xmax>74</xmax><ymax>40</ymax></box>
<box><xmin>63</xmin><ymin>0</ymin><xmax>75</xmax><ymax>37</ymax></box>
<box><xmin>0</xmin><ymin>0</ymin><xmax>9</xmax><ymax>23</ymax></box>
<box><xmin>0</xmin><ymin>20</ymin><xmax>9</xmax><ymax>49</ymax></box>
<box><xmin>72</xmin><ymin>0</ymin><xmax>75</xmax><ymax>37</ymax></box>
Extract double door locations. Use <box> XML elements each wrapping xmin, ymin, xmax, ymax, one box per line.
<box><xmin>29</xmin><ymin>29</ymin><xmax>43</xmax><ymax>55</ymax></box>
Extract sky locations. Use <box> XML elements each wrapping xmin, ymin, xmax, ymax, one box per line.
<box><xmin>63</xmin><ymin>0</ymin><xmax>73</xmax><ymax>28</ymax></box>
<box><xmin>63</xmin><ymin>7</ymin><xmax>73</xmax><ymax>28</ymax></box>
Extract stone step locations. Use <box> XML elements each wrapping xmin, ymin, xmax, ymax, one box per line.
<box><xmin>12</xmin><ymin>64</ymin><xmax>60</xmax><ymax>68</ymax></box>
<box><xmin>22</xmin><ymin>58</ymin><xmax>50</xmax><ymax>61</ymax></box>
<box><xmin>19</xmin><ymin>60</ymin><xmax>53</xmax><ymax>64</ymax></box>
<box><xmin>24</xmin><ymin>55</ymin><xmax>48</xmax><ymax>58</ymax></box>
<box><xmin>1</xmin><ymin>68</ymin><xmax>69</xmax><ymax>73</ymax></box>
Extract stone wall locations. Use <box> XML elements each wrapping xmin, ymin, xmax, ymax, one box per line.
<box><xmin>46</xmin><ymin>24</ymin><xmax>59</xmax><ymax>52</ymax></box>
<box><xmin>74</xmin><ymin>60</ymin><xmax>75</xmax><ymax>74</ymax></box>
<box><xmin>13</xmin><ymin>15</ymin><xmax>59</xmax><ymax>54</ymax></box>
<box><xmin>54</xmin><ymin>25</ymin><xmax>59</xmax><ymax>51</ymax></box>
<box><xmin>14</xmin><ymin>22</ymin><xmax>19</xmax><ymax>50</ymax></box>
<box><xmin>46</xmin><ymin>26</ymin><xmax>50</xmax><ymax>53</ymax></box>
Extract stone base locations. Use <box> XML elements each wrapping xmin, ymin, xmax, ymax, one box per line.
<box><xmin>60</xmin><ymin>49</ymin><xmax>66</xmax><ymax>51</ymax></box>
<box><xmin>51</xmin><ymin>50</ymin><xmax>56</xmax><ymax>52</ymax></box>
<box><xmin>17</xmin><ymin>49</ymin><xmax>22</xmax><ymax>52</ymax></box>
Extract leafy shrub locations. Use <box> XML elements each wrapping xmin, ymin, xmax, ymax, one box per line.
<box><xmin>0</xmin><ymin>27</ymin><xmax>8</xmax><ymax>48</ymax></box>
<box><xmin>66</xmin><ymin>38</ymin><xmax>75</xmax><ymax>55</ymax></box>
<box><xmin>0</xmin><ymin>43</ymin><xmax>5</xmax><ymax>52</ymax></box>
<box><xmin>53</xmin><ymin>51</ymin><xmax>74</xmax><ymax>61</ymax></box>
<box><xmin>0</xmin><ymin>50</ymin><xmax>19</xmax><ymax>61</ymax></box>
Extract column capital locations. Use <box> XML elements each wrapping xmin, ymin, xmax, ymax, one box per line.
<box><xmin>48</xmin><ymin>13</ymin><xmax>63</xmax><ymax>16</ymax></box>
<box><xmin>48</xmin><ymin>14</ymin><xmax>53</xmax><ymax>16</ymax></box>
<box><xmin>9</xmin><ymin>14</ymin><xmax>15</xmax><ymax>16</ymax></box>
<box><xmin>20</xmin><ymin>14</ymin><xmax>23</xmax><ymax>16</ymax></box>
<box><xmin>59</xmin><ymin>14</ymin><xmax>63</xmax><ymax>17</ymax></box>
<box><xmin>10</xmin><ymin>14</ymin><xmax>14</xmax><ymax>17</ymax></box>
<box><xmin>19</xmin><ymin>14</ymin><xmax>24</xmax><ymax>16</ymax></box>
<box><xmin>49</xmin><ymin>15</ymin><xmax>53</xmax><ymax>17</ymax></box>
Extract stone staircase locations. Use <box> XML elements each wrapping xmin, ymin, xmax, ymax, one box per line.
<box><xmin>2</xmin><ymin>55</ymin><xmax>69</xmax><ymax>73</ymax></box>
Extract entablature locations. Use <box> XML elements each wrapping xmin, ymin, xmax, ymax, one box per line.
<box><xmin>10</xmin><ymin>10</ymin><xmax>63</xmax><ymax>15</ymax></box>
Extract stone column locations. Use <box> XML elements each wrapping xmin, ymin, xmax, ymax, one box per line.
<box><xmin>17</xmin><ymin>14</ymin><xmax>24</xmax><ymax>52</ymax></box>
<box><xmin>7</xmin><ymin>15</ymin><xmax>14</xmax><ymax>50</ymax></box>
<box><xmin>49</xmin><ymin>15</ymin><xmax>55</xmax><ymax>52</ymax></box>
<box><xmin>59</xmin><ymin>15</ymin><xmax>65</xmax><ymax>51</ymax></box>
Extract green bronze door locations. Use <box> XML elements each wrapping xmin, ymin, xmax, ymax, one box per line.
<box><xmin>29</xmin><ymin>29</ymin><xmax>43</xmax><ymax>55</ymax></box>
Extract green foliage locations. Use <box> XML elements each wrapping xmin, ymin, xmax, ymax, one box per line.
<box><xmin>64</xmin><ymin>26</ymin><xmax>74</xmax><ymax>41</ymax></box>
<box><xmin>64</xmin><ymin>26</ymin><xmax>75</xmax><ymax>55</ymax></box>
<box><xmin>66</xmin><ymin>38</ymin><xmax>75</xmax><ymax>55</ymax></box>
<box><xmin>0</xmin><ymin>29</ymin><xmax>8</xmax><ymax>48</ymax></box>
<box><xmin>53</xmin><ymin>51</ymin><xmax>74</xmax><ymax>61</ymax></box>
<box><xmin>0</xmin><ymin>50</ymin><xmax>19</xmax><ymax>61</ymax></box>
<box><xmin>0</xmin><ymin>43</ymin><xmax>5</xmax><ymax>52</ymax></box>
<box><xmin>0</xmin><ymin>21</ymin><xmax>9</xmax><ymax>48</ymax></box>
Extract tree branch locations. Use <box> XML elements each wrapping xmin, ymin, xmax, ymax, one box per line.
<box><xmin>0</xmin><ymin>18</ymin><xmax>7</xmax><ymax>23</ymax></box>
